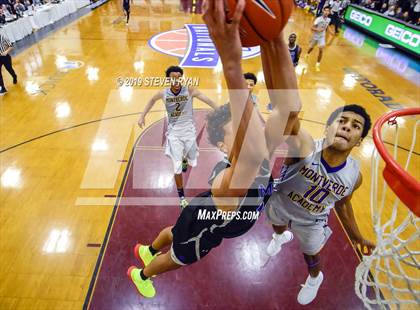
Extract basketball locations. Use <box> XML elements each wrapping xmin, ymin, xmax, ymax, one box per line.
<box><xmin>226</xmin><ymin>0</ymin><xmax>294</xmax><ymax>47</ymax></box>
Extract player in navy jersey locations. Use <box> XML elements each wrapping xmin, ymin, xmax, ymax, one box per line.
<box><xmin>288</xmin><ymin>33</ymin><xmax>301</xmax><ymax>67</ymax></box>
<box><xmin>127</xmin><ymin>0</ymin><xmax>302</xmax><ymax>298</ymax></box>
<box><xmin>122</xmin><ymin>0</ymin><xmax>133</xmax><ymax>25</ymax></box>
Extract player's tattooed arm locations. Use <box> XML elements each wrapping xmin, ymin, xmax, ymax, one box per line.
<box><xmin>335</xmin><ymin>173</ymin><xmax>376</xmax><ymax>255</ymax></box>
<box><xmin>138</xmin><ymin>90</ymin><xmax>164</xmax><ymax>129</ymax></box>
<box><xmin>189</xmin><ymin>88</ymin><xmax>218</xmax><ymax>110</ymax></box>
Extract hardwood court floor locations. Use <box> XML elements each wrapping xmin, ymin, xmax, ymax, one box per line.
<box><xmin>0</xmin><ymin>0</ymin><xmax>418</xmax><ymax>309</ymax></box>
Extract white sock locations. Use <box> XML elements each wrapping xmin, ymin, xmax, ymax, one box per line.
<box><xmin>282</xmin><ymin>231</ymin><xmax>293</xmax><ymax>241</ymax></box>
<box><xmin>274</xmin><ymin>231</ymin><xmax>292</xmax><ymax>241</ymax></box>
<box><xmin>308</xmin><ymin>273</ymin><xmax>322</xmax><ymax>285</ymax></box>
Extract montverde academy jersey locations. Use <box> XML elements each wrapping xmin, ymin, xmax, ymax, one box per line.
<box><xmin>273</xmin><ymin>139</ymin><xmax>360</xmax><ymax>222</ymax></box>
<box><xmin>313</xmin><ymin>16</ymin><xmax>331</xmax><ymax>38</ymax></box>
<box><xmin>163</xmin><ymin>86</ymin><xmax>195</xmax><ymax>134</ymax></box>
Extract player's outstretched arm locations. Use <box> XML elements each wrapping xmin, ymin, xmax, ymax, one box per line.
<box><xmin>203</xmin><ymin>0</ymin><xmax>268</xmax><ymax>204</ymax></box>
<box><xmin>138</xmin><ymin>90</ymin><xmax>164</xmax><ymax>129</ymax></box>
<box><xmin>335</xmin><ymin>173</ymin><xmax>375</xmax><ymax>255</ymax></box>
<box><xmin>189</xmin><ymin>88</ymin><xmax>218</xmax><ymax>110</ymax></box>
<box><xmin>260</xmin><ymin>34</ymin><xmax>314</xmax><ymax>160</ymax></box>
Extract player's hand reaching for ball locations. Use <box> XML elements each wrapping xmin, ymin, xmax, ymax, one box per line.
<box><xmin>202</xmin><ymin>0</ymin><xmax>245</xmax><ymax>66</ymax></box>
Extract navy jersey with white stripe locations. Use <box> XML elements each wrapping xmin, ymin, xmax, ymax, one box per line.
<box><xmin>289</xmin><ymin>45</ymin><xmax>300</xmax><ymax>65</ymax></box>
<box><xmin>172</xmin><ymin>158</ymin><xmax>273</xmax><ymax>241</ymax></box>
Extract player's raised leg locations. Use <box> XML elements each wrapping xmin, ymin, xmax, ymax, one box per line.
<box><xmin>128</xmin><ymin>226</ymin><xmax>180</xmax><ymax>298</ymax></box>
<box><xmin>133</xmin><ymin>226</ymin><xmax>173</xmax><ymax>268</ymax></box>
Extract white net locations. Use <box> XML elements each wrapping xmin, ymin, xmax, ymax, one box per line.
<box><xmin>355</xmin><ymin>116</ymin><xmax>420</xmax><ymax>310</ymax></box>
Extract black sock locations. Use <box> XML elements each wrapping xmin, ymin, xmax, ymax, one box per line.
<box><xmin>177</xmin><ymin>188</ymin><xmax>185</xmax><ymax>199</ymax></box>
<box><xmin>140</xmin><ymin>269</ymin><xmax>148</xmax><ymax>281</ymax></box>
<box><xmin>149</xmin><ymin>245</ymin><xmax>158</xmax><ymax>256</ymax></box>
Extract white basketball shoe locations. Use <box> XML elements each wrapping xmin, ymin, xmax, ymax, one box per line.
<box><xmin>297</xmin><ymin>272</ymin><xmax>324</xmax><ymax>305</ymax></box>
<box><xmin>266</xmin><ymin>231</ymin><xmax>294</xmax><ymax>257</ymax></box>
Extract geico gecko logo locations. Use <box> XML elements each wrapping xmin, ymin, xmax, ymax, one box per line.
<box><xmin>148</xmin><ymin>24</ymin><xmax>260</xmax><ymax>68</ymax></box>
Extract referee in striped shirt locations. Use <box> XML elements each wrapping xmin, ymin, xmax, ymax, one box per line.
<box><xmin>0</xmin><ymin>33</ymin><xmax>17</xmax><ymax>95</ymax></box>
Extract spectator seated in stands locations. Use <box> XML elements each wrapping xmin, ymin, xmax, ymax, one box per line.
<box><xmin>351</xmin><ymin>0</ymin><xmax>419</xmax><ymax>24</ymax></box>
<box><xmin>340</xmin><ymin>0</ymin><xmax>351</xmax><ymax>15</ymax></box>
<box><xmin>295</xmin><ymin>0</ymin><xmax>318</xmax><ymax>13</ymax></box>
<box><xmin>379</xmin><ymin>2</ymin><xmax>388</xmax><ymax>13</ymax></box>
<box><xmin>394</xmin><ymin>6</ymin><xmax>403</xmax><ymax>18</ymax></box>
<box><xmin>14</xmin><ymin>0</ymin><xmax>26</xmax><ymax>17</ymax></box>
<box><xmin>400</xmin><ymin>10</ymin><xmax>411</xmax><ymax>22</ymax></box>
<box><xmin>297</xmin><ymin>0</ymin><xmax>419</xmax><ymax>24</ymax></box>
<box><xmin>2</xmin><ymin>4</ymin><xmax>14</xmax><ymax>17</ymax></box>
<box><xmin>366</xmin><ymin>0</ymin><xmax>375</xmax><ymax>9</ymax></box>
<box><xmin>384</xmin><ymin>4</ymin><xmax>396</xmax><ymax>16</ymax></box>
<box><xmin>0</xmin><ymin>7</ymin><xmax>6</xmax><ymax>24</ymax></box>
<box><xmin>2</xmin><ymin>4</ymin><xmax>14</xmax><ymax>20</ymax></box>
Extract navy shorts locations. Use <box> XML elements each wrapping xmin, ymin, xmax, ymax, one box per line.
<box><xmin>171</xmin><ymin>193</ymin><xmax>223</xmax><ymax>265</ymax></box>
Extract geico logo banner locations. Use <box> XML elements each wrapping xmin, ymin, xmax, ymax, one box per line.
<box><xmin>350</xmin><ymin>10</ymin><xmax>373</xmax><ymax>26</ymax></box>
<box><xmin>385</xmin><ymin>25</ymin><xmax>420</xmax><ymax>47</ymax></box>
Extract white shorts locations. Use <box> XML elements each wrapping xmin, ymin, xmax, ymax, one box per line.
<box><xmin>265</xmin><ymin>202</ymin><xmax>332</xmax><ymax>255</ymax></box>
<box><xmin>309</xmin><ymin>36</ymin><xmax>326</xmax><ymax>48</ymax></box>
<box><xmin>165</xmin><ymin>134</ymin><xmax>198</xmax><ymax>174</ymax></box>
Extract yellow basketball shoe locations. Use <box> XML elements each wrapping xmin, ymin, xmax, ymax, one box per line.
<box><xmin>127</xmin><ymin>266</ymin><xmax>156</xmax><ymax>298</ymax></box>
<box><xmin>134</xmin><ymin>244</ymin><xmax>159</xmax><ymax>267</ymax></box>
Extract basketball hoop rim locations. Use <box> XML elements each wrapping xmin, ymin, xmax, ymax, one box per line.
<box><xmin>372</xmin><ymin>107</ymin><xmax>420</xmax><ymax>216</ymax></box>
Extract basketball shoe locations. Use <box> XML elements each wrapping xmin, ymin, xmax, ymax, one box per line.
<box><xmin>134</xmin><ymin>244</ymin><xmax>159</xmax><ymax>267</ymax></box>
<box><xmin>266</xmin><ymin>231</ymin><xmax>294</xmax><ymax>256</ymax></box>
<box><xmin>297</xmin><ymin>272</ymin><xmax>324</xmax><ymax>305</ymax></box>
<box><xmin>127</xmin><ymin>266</ymin><xmax>156</xmax><ymax>298</ymax></box>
